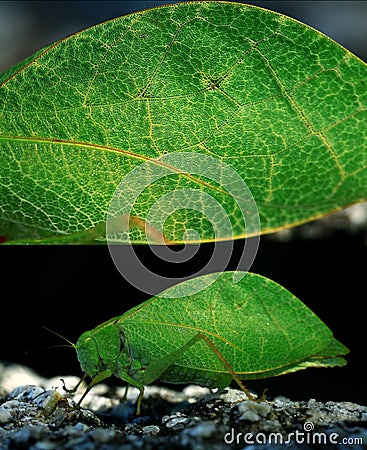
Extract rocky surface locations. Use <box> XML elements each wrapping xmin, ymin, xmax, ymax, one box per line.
<box><xmin>0</xmin><ymin>362</ymin><xmax>366</xmax><ymax>449</ymax></box>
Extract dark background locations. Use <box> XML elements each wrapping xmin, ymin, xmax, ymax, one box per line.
<box><xmin>1</xmin><ymin>1</ymin><xmax>366</xmax><ymax>405</ymax></box>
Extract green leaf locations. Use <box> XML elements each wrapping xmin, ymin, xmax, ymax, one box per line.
<box><xmin>104</xmin><ymin>271</ymin><xmax>348</xmax><ymax>383</ymax></box>
<box><xmin>1</xmin><ymin>1</ymin><xmax>367</xmax><ymax>243</ymax></box>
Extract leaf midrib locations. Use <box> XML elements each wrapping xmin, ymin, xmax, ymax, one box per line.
<box><xmin>0</xmin><ymin>133</ymin><xmax>228</xmax><ymax>197</ymax></box>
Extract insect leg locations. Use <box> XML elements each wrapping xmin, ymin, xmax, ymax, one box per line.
<box><xmin>75</xmin><ymin>369</ymin><xmax>113</xmax><ymax>408</ymax></box>
<box><xmin>142</xmin><ymin>333</ymin><xmax>256</xmax><ymax>401</ymax></box>
<box><xmin>195</xmin><ymin>333</ymin><xmax>257</xmax><ymax>401</ymax></box>
<box><xmin>61</xmin><ymin>374</ymin><xmax>87</xmax><ymax>394</ymax></box>
<box><xmin>121</xmin><ymin>384</ymin><xmax>130</xmax><ymax>401</ymax></box>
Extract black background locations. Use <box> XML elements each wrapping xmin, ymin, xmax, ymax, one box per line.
<box><xmin>0</xmin><ymin>1</ymin><xmax>366</xmax><ymax>406</ymax></box>
<box><xmin>1</xmin><ymin>231</ymin><xmax>366</xmax><ymax>405</ymax></box>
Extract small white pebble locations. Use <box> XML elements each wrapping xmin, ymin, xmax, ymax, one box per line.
<box><xmin>142</xmin><ymin>425</ymin><xmax>160</xmax><ymax>436</ymax></box>
<box><xmin>182</xmin><ymin>385</ymin><xmax>210</xmax><ymax>398</ymax></box>
<box><xmin>238</xmin><ymin>400</ymin><xmax>271</xmax><ymax>421</ymax></box>
<box><xmin>308</xmin><ymin>398</ymin><xmax>317</xmax><ymax>407</ymax></box>
<box><xmin>219</xmin><ymin>388</ymin><xmax>250</xmax><ymax>403</ymax></box>
<box><xmin>88</xmin><ymin>428</ymin><xmax>116</xmax><ymax>443</ymax></box>
<box><xmin>0</xmin><ymin>409</ymin><xmax>12</xmax><ymax>424</ymax></box>
<box><xmin>74</xmin><ymin>422</ymin><xmax>90</xmax><ymax>432</ymax></box>
<box><xmin>165</xmin><ymin>416</ymin><xmax>189</xmax><ymax>430</ymax></box>
<box><xmin>31</xmin><ymin>441</ymin><xmax>56</xmax><ymax>450</ymax></box>
<box><xmin>186</xmin><ymin>421</ymin><xmax>217</xmax><ymax>438</ymax></box>
<box><xmin>239</xmin><ymin>410</ymin><xmax>260</xmax><ymax>422</ymax></box>
<box><xmin>9</xmin><ymin>385</ymin><xmax>44</xmax><ymax>400</ymax></box>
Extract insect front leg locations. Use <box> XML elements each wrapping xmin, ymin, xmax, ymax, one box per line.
<box><xmin>75</xmin><ymin>369</ymin><xmax>113</xmax><ymax>408</ymax></box>
<box><xmin>61</xmin><ymin>374</ymin><xmax>88</xmax><ymax>394</ymax></box>
<box><xmin>81</xmin><ymin>370</ymin><xmax>144</xmax><ymax>416</ymax></box>
<box><xmin>141</xmin><ymin>333</ymin><xmax>257</xmax><ymax>401</ymax></box>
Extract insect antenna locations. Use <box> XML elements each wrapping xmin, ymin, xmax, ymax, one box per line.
<box><xmin>41</xmin><ymin>325</ymin><xmax>75</xmax><ymax>349</ymax></box>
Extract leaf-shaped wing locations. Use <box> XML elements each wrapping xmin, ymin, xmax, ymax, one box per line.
<box><xmin>117</xmin><ymin>272</ymin><xmax>348</xmax><ymax>380</ymax></box>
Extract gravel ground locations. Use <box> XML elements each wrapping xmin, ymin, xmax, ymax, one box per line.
<box><xmin>1</xmin><ymin>362</ymin><xmax>366</xmax><ymax>449</ymax></box>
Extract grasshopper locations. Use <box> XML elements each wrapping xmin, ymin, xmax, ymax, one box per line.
<box><xmin>73</xmin><ymin>272</ymin><xmax>348</xmax><ymax>415</ymax></box>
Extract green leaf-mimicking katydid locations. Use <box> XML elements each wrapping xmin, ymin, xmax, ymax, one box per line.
<box><xmin>74</xmin><ymin>272</ymin><xmax>348</xmax><ymax>414</ymax></box>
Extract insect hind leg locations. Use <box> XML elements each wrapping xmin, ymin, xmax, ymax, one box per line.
<box><xmin>142</xmin><ymin>332</ymin><xmax>257</xmax><ymax>401</ymax></box>
<box><xmin>194</xmin><ymin>333</ymin><xmax>257</xmax><ymax>401</ymax></box>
